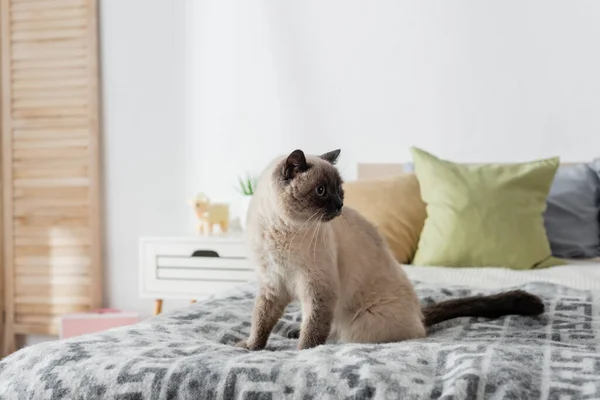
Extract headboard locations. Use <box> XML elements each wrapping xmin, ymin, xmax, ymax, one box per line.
<box><xmin>357</xmin><ymin>162</ymin><xmax>577</xmax><ymax>180</ymax></box>
<box><xmin>356</xmin><ymin>164</ymin><xmax>405</xmax><ymax>180</ymax></box>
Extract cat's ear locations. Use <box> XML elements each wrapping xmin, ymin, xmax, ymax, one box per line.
<box><xmin>319</xmin><ymin>149</ymin><xmax>341</xmax><ymax>164</ymax></box>
<box><xmin>283</xmin><ymin>149</ymin><xmax>309</xmax><ymax>180</ymax></box>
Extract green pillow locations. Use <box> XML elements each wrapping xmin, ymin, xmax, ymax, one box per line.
<box><xmin>410</xmin><ymin>147</ymin><xmax>564</xmax><ymax>269</ymax></box>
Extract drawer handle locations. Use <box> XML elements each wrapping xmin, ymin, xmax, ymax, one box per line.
<box><xmin>191</xmin><ymin>250</ymin><xmax>220</xmax><ymax>258</ymax></box>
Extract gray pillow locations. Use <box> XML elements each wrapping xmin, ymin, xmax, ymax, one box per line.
<box><xmin>543</xmin><ymin>160</ymin><xmax>600</xmax><ymax>259</ymax></box>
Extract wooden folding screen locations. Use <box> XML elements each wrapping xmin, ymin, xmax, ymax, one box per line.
<box><xmin>0</xmin><ymin>0</ymin><xmax>102</xmax><ymax>356</ymax></box>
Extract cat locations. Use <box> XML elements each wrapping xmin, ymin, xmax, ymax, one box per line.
<box><xmin>236</xmin><ymin>149</ymin><xmax>545</xmax><ymax>351</ymax></box>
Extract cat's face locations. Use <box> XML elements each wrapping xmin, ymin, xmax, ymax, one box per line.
<box><xmin>273</xmin><ymin>149</ymin><xmax>344</xmax><ymax>224</ymax></box>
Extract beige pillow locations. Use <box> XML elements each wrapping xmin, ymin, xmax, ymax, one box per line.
<box><xmin>343</xmin><ymin>174</ymin><xmax>426</xmax><ymax>263</ymax></box>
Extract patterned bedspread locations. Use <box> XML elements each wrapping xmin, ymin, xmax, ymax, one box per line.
<box><xmin>0</xmin><ymin>281</ymin><xmax>598</xmax><ymax>399</ymax></box>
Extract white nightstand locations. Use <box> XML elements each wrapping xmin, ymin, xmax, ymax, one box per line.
<box><xmin>139</xmin><ymin>234</ymin><xmax>254</xmax><ymax>314</ymax></box>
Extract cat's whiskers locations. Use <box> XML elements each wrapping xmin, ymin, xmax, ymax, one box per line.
<box><xmin>288</xmin><ymin>210</ymin><xmax>320</xmax><ymax>261</ymax></box>
<box><xmin>307</xmin><ymin>214</ymin><xmax>319</xmax><ymax>266</ymax></box>
<box><xmin>312</xmin><ymin>212</ymin><xmax>325</xmax><ymax>267</ymax></box>
<box><xmin>296</xmin><ymin>211</ymin><xmax>322</xmax><ymax>260</ymax></box>
<box><xmin>323</xmin><ymin>218</ymin><xmax>334</xmax><ymax>263</ymax></box>
<box><xmin>337</xmin><ymin>210</ymin><xmax>349</xmax><ymax>231</ymax></box>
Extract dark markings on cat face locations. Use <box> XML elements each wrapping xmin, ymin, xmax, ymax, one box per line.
<box><xmin>275</xmin><ymin>149</ymin><xmax>345</xmax><ymax>223</ymax></box>
<box><xmin>282</xmin><ymin>149</ymin><xmax>310</xmax><ymax>180</ymax></box>
<box><xmin>319</xmin><ymin>149</ymin><xmax>341</xmax><ymax>165</ymax></box>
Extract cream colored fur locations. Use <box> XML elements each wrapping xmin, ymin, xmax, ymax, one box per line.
<box><xmin>237</xmin><ymin>154</ymin><xmax>425</xmax><ymax>351</ymax></box>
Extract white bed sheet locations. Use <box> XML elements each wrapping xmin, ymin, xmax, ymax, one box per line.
<box><xmin>403</xmin><ymin>258</ymin><xmax>600</xmax><ymax>291</ymax></box>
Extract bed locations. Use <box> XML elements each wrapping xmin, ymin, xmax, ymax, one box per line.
<box><xmin>1</xmin><ymin>161</ymin><xmax>600</xmax><ymax>399</ymax></box>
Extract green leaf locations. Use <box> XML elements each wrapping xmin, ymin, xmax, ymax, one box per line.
<box><xmin>236</xmin><ymin>174</ymin><xmax>258</xmax><ymax>195</ymax></box>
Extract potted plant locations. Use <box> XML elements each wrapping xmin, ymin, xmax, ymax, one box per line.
<box><xmin>237</xmin><ymin>174</ymin><xmax>257</xmax><ymax>230</ymax></box>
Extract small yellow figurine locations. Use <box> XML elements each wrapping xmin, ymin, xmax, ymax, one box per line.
<box><xmin>192</xmin><ymin>193</ymin><xmax>229</xmax><ymax>235</ymax></box>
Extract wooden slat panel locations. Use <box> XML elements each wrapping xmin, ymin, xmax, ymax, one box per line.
<box><xmin>14</xmin><ymin>160</ymin><xmax>89</xmax><ymax>172</ymax></box>
<box><xmin>14</xmin><ymin>205</ymin><xmax>90</xmax><ymax>217</ymax></box>
<box><xmin>14</xmin><ymin>225</ymin><xmax>89</xmax><ymax>236</ymax></box>
<box><xmin>16</xmin><ymin>303</ymin><xmax>89</xmax><ymax>315</ymax></box>
<box><xmin>14</xmin><ymin>178</ymin><xmax>90</xmax><ymax>188</ymax></box>
<box><xmin>14</xmin><ymin>99</ymin><xmax>88</xmax><ymax>110</ymax></box>
<box><xmin>15</xmin><ymin>234</ymin><xmax>91</xmax><ymax>247</ymax></box>
<box><xmin>11</xmin><ymin>0</ymin><xmax>86</xmax><ymax>12</ymax></box>
<box><xmin>14</xmin><ymin>166</ymin><xmax>89</xmax><ymax>178</ymax></box>
<box><xmin>12</xmin><ymin>78</ymin><xmax>87</xmax><ymax>90</ymax></box>
<box><xmin>14</xmin><ymin>186</ymin><xmax>89</xmax><ymax>199</ymax></box>
<box><xmin>15</xmin><ymin>303</ymin><xmax>89</xmax><ymax>316</ymax></box>
<box><xmin>15</xmin><ymin>266</ymin><xmax>93</xmax><ymax>276</ymax></box>
<box><xmin>14</xmin><ymin>146</ymin><xmax>90</xmax><ymax>160</ymax></box>
<box><xmin>14</xmin><ymin>315</ymin><xmax>62</xmax><ymax>329</ymax></box>
<box><xmin>13</xmin><ymin>128</ymin><xmax>90</xmax><ymax>139</ymax></box>
<box><xmin>12</xmin><ymin>106</ymin><xmax>88</xmax><ymax>118</ymax></box>
<box><xmin>11</xmin><ymin>38</ymin><xmax>87</xmax><ymax>51</ymax></box>
<box><xmin>0</xmin><ymin>0</ymin><xmax>5</xmax><ymax>351</ymax></box>
<box><xmin>12</xmin><ymin>59</ymin><xmax>87</xmax><ymax>73</ymax></box>
<box><xmin>16</xmin><ymin>275</ymin><xmax>91</xmax><ymax>286</ymax></box>
<box><xmin>14</xmin><ymin>139</ymin><xmax>89</xmax><ymax>150</ymax></box>
<box><xmin>12</xmin><ymin>17</ymin><xmax>87</xmax><ymax>32</ymax></box>
<box><xmin>1</xmin><ymin>0</ymin><xmax>16</xmax><ymax>356</ymax></box>
<box><xmin>11</xmin><ymin>116</ymin><xmax>88</xmax><ymax>128</ymax></box>
<box><xmin>2</xmin><ymin>0</ymin><xmax>102</xmax><ymax>353</ymax></box>
<box><xmin>16</xmin><ymin>265</ymin><xmax>89</xmax><ymax>277</ymax></box>
<box><xmin>12</xmin><ymin>88</ymin><xmax>89</xmax><ymax>100</ymax></box>
<box><xmin>16</xmin><ymin>283</ymin><xmax>90</xmax><ymax>296</ymax></box>
<box><xmin>11</xmin><ymin>47</ymin><xmax>87</xmax><ymax>62</ymax></box>
<box><xmin>15</xmin><ymin>296</ymin><xmax>89</xmax><ymax>305</ymax></box>
<box><xmin>16</xmin><ymin>256</ymin><xmax>91</xmax><ymax>268</ymax></box>
<box><xmin>12</xmin><ymin>28</ymin><xmax>87</xmax><ymax>42</ymax></box>
<box><xmin>11</xmin><ymin>7</ymin><xmax>87</xmax><ymax>22</ymax></box>
<box><xmin>12</xmin><ymin>67</ymin><xmax>87</xmax><ymax>80</ymax></box>
<box><xmin>15</xmin><ymin>199</ymin><xmax>90</xmax><ymax>211</ymax></box>
<box><xmin>15</xmin><ymin>216</ymin><xmax>90</xmax><ymax>228</ymax></box>
<box><xmin>14</xmin><ymin>323</ymin><xmax>58</xmax><ymax>336</ymax></box>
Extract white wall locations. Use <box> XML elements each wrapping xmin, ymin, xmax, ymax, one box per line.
<box><xmin>100</xmin><ymin>0</ymin><xmax>192</xmax><ymax>318</ymax></box>
<box><xmin>189</xmin><ymin>0</ymin><xmax>600</xmax><ymax>208</ymax></box>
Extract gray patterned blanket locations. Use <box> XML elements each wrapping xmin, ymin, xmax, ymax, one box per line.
<box><xmin>0</xmin><ymin>281</ymin><xmax>598</xmax><ymax>399</ymax></box>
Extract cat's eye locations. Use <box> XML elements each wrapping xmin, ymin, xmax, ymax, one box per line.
<box><xmin>316</xmin><ymin>185</ymin><xmax>326</xmax><ymax>196</ymax></box>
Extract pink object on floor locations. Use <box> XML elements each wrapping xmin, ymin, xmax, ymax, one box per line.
<box><xmin>59</xmin><ymin>309</ymin><xmax>140</xmax><ymax>339</ymax></box>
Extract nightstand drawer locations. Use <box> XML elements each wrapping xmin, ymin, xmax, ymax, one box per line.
<box><xmin>152</xmin><ymin>242</ymin><xmax>247</xmax><ymax>259</ymax></box>
<box><xmin>156</xmin><ymin>256</ymin><xmax>250</xmax><ymax>270</ymax></box>
<box><xmin>139</xmin><ymin>236</ymin><xmax>255</xmax><ymax>300</ymax></box>
<box><xmin>157</xmin><ymin>268</ymin><xmax>255</xmax><ymax>282</ymax></box>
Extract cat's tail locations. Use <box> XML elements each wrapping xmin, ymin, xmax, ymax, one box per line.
<box><xmin>421</xmin><ymin>289</ymin><xmax>544</xmax><ymax>327</ymax></box>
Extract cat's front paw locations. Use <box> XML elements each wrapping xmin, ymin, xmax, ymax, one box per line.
<box><xmin>287</xmin><ymin>327</ymin><xmax>301</xmax><ymax>339</ymax></box>
<box><xmin>235</xmin><ymin>339</ymin><xmax>264</xmax><ymax>351</ymax></box>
